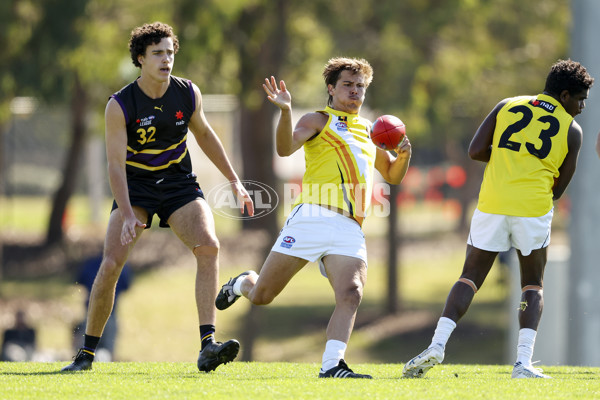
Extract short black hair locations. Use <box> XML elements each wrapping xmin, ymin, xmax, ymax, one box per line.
<box><xmin>129</xmin><ymin>22</ymin><xmax>179</xmax><ymax>68</ymax></box>
<box><xmin>544</xmin><ymin>59</ymin><xmax>594</xmax><ymax>96</ymax></box>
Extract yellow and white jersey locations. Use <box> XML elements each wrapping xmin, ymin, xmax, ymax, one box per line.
<box><xmin>294</xmin><ymin>106</ymin><xmax>377</xmax><ymax>225</ymax></box>
<box><xmin>477</xmin><ymin>94</ymin><xmax>572</xmax><ymax>217</ymax></box>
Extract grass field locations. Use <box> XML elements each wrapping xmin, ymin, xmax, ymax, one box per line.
<box><xmin>1</xmin><ymin>362</ymin><xmax>598</xmax><ymax>400</ymax></box>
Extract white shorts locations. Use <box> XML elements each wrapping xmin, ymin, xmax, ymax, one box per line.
<box><xmin>468</xmin><ymin>208</ymin><xmax>553</xmax><ymax>256</ymax></box>
<box><xmin>271</xmin><ymin>204</ymin><xmax>367</xmax><ymax>277</ymax></box>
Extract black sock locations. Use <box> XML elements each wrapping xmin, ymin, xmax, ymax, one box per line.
<box><xmin>200</xmin><ymin>325</ymin><xmax>215</xmax><ymax>350</ymax></box>
<box><xmin>82</xmin><ymin>334</ymin><xmax>101</xmax><ymax>357</ymax></box>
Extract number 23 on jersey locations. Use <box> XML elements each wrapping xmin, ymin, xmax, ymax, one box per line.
<box><xmin>497</xmin><ymin>104</ymin><xmax>561</xmax><ymax>160</ymax></box>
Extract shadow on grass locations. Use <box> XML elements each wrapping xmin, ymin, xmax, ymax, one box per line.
<box><xmin>237</xmin><ymin>298</ymin><xmax>508</xmax><ymax>365</ymax></box>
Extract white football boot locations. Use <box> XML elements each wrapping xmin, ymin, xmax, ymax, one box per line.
<box><xmin>402</xmin><ymin>343</ymin><xmax>445</xmax><ymax>378</ymax></box>
<box><xmin>511</xmin><ymin>362</ymin><xmax>551</xmax><ymax>379</ymax></box>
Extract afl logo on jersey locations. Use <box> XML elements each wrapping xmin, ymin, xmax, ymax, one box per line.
<box><xmin>335</xmin><ymin>121</ymin><xmax>349</xmax><ymax>131</ymax></box>
<box><xmin>280</xmin><ymin>236</ymin><xmax>296</xmax><ymax>249</ymax></box>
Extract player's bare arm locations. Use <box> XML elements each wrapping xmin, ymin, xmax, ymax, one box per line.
<box><xmin>188</xmin><ymin>84</ymin><xmax>254</xmax><ymax>216</ymax></box>
<box><xmin>263</xmin><ymin>76</ymin><xmax>325</xmax><ymax>156</ymax></box>
<box><xmin>105</xmin><ymin>98</ymin><xmax>146</xmax><ymax>245</ymax></box>
<box><xmin>553</xmin><ymin>120</ymin><xmax>582</xmax><ymax>200</ymax></box>
<box><xmin>374</xmin><ymin>138</ymin><xmax>412</xmax><ymax>185</ymax></box>
<box><xmin>263</xmin><ymin>76</ymin><xmax>294</xmax><ymax>156</ymax></box>
<box><xmin>469</xmin><ymin>99</ymin><xmax>509</xmax><ymax>162</ymax></box>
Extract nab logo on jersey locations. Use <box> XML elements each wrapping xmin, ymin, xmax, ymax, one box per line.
<box><xmin>530</xmin><ymin>99</ymin><xmax>556</xmax><ymax>113</ymax></box>
<box><xmin>175</xmin><ymin>110</ymin><xmax>185</xmax><ymax>126</ymax></box>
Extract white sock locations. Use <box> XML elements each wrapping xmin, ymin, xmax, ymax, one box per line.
<box><xmin>430</xmin><ymin>317</ymin><xmax>457</xmax><ymax>348</ymax></box>
<box><xmin>232</xmin><ymin>275</ymin><xmax>245</xmax><ymax>296</ymax></box>
<box><xmin>321</xmin><ymin>340</ymin><xmax>346</xmax><ymax>372</ymax></box>
<box><xmin>516</xmin><ymin>328</ymin><xmax>537</xmax><ymax>367</ymax></box>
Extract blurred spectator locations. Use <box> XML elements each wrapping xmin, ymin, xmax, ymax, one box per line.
<box><xmin>72</xmin><ymin>253</ymin><xmax>132</xmax><ymax>361</ymax></box>
<box><xmin>1</xmin><ymin>310</ymin><xmax>36</xmax><ymax>361</ymax></box>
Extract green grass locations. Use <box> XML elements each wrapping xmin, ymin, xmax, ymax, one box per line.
<box><xmin>0</xmin><ymin>362</ymin><xmax>598</xmax><ymax>400</ymax></box>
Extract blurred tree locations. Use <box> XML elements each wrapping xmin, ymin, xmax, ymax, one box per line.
<box><xmin>0</xmin><ymin>0</ymin><xmax>25</xmax><ymax>279</ymax></box>
<box><xmin>0</xmin><ymin>1</ymin><xmax>51</xmax><ymax>270</ymax></box>
<box><xmin>5</xmin><ymin>0</ymin><xmax>91</xmax><ymax>245</ymax></box>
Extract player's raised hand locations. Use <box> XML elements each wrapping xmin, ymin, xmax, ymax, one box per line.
<box><xmin>263</xmin><ymin>76</ymin><xmax>291</xmax><ymax>110</ymax></box>
<box><xmin>231</xmin><ymin>180</ymin><xmax>255</xmax><ymax>217</ymax></box>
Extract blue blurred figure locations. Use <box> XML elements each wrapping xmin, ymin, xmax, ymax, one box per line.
<box><xmin>1</xmin><ymin>310</ymin><xmax>36</xmax><ymax>361</ymax></box>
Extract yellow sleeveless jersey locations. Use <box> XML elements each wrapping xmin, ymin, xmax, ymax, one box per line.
<box><xmin>477</xmin><ymin>94</ymin><xmax>572</xmax><ymax>217</ymax></box>
<box><xmin>294</xmin><ymin>106</ymin><xmax>377</xmax><ymax>225</ymax></box>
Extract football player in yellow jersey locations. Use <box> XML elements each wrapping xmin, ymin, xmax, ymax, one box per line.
<box><xmin>403</xmin><ymin>59</ymin><xmax>593</xmax><ymax>379</ymax></box>
<box><xmin>216</xmin><ymin>57</ymin><xmax>412</xmax><ymax>378</ymax></box>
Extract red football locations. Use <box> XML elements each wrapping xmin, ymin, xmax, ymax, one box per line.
<box><xmin>370</xmin><ymin>115</ymin><xmax>406</xmax><ymax>150</ymax></box>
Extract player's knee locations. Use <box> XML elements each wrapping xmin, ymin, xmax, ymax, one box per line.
<box><xmin>337</xmin><ymin>283</ymin><xmax>363</xmax><ymax>309</ymax></box>
<box><xmin>193</xmin><ymin>241</ymin><xmax>220</xmax><ymax>257</ymax></box>
<box><xmin>248</xmin><ymin>288</ymin><xmax>275</xmax><ymax>306</ymax></box>
<box><xmin>96</xmin><ymin>257</ymin><xmax>124</xmax><ymax>282</ymax></box>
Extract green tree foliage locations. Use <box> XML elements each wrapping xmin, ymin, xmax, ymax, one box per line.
<box><xmin>0</xmin><ymin>0</ymin><xmax>570</xmax><ymax>238</ymax></box>
<box><xmin>0</xmin><ymin>0</ymin><xmax>572</xmax><ymax>154</ymax></box>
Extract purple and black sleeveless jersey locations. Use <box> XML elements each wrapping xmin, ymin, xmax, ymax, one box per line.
<box><xmin>110</xmin><ymin>76</ymin><xmax>196</xmax><ymax>181</ymax></box>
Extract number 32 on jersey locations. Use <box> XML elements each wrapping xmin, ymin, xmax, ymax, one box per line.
<box><xmin>137</xmin><ymin>126</ymin><xmax>157</xmax><ymax>145</ymax></box>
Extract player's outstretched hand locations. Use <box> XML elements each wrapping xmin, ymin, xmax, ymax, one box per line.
<box><xmin>263</xmin><ymin>76</ymin><xmax>291</xmax><ymax>111</ymax></box>
<box><xmin>231</xmin><ymin>180</ymin><xmax>254</xmax><ymax>217</ymax></box>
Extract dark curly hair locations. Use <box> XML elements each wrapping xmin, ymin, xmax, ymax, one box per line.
<box><xmin>129</xmin><ymin>22</ymin><xmax>179</xmax><ymax>68</ymax></box>
<box><xmin>323</xmin><ymin>57</ymin><xmax>373</xmax><ymax>106</ymax></box>
<box><xmin>544</xmin><ymin>59</ymin><xmax>594</xmax><ymax>96</ymax></box>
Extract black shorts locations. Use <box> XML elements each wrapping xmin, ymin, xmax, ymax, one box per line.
<box><xmin>111</xmin><ymin>174</ymin><xmax>205</xmax><ymax>228</ymax></box>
